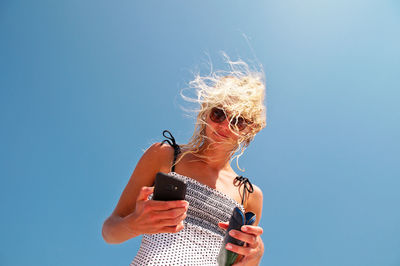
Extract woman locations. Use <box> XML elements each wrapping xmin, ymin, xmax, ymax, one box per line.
<box><xmin>102</xmin><ymin>59</ymin><xmax>267</xmax><ymax>265</ymax></box>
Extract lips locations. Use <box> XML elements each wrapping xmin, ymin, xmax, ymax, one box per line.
<box><xmin>214</xmin><ymin>131</ymin><xmax>228</xmax><ymax>138</ymax></box>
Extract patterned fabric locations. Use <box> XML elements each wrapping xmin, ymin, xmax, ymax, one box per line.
<box><xmin>130</xmin><ymin>172</ymin><xmax>245</xmax><ymax>266</ymax></box>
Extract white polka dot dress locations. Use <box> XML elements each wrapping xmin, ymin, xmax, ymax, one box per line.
<box><xmin>130</xmin><ymin>172</ymin><xmax>245</xmax><ymax>266</ymax></box>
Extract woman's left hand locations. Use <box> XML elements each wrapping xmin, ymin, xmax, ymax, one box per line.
<box><xmin>218</xmin><ymin>222</ymin><xmax>264</xmax><ymax>266</ymax></box>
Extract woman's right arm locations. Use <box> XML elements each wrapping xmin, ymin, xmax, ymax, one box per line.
<box><xmin>101</xmin><ymin>142</ymin><xmax>188</xmax><ymax>244</ymax></box>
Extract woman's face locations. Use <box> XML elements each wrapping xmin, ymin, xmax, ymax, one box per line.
<box><xmin>204</xmin><ymin>107</ymin><xmax>249</xmax><ymax>147</ymax></box>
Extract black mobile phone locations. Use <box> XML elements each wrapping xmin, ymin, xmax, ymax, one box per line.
<box><xmin>153</xmin><ymin>172</ymin><xmax>187</xmax><ymax>201</ymax></box>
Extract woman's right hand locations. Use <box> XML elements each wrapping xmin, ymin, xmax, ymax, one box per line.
<box><xmin>123</xmin><ymin>186</ymin><xmax>189</xmax><ymax>235</ymax></box>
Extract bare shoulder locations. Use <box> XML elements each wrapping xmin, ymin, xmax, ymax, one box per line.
<box><xmin>143</xmin><ymin>141</ymin><xmax>173</xmax><ymax>157</ymax></box>
<box><xmin>110</xmin><ymin>142</ymin><xmax>174</xmax><ymax>218</ymax></box>
<box><xmin>246</xmin><ymin>184</ymin><xmax>264</xmax><ymax>226</ymax></box>
<box><xmin>250</xmin><ymin>184</ymin><xmax>263</xmax><ymax>203</ymax></box>
<box><xmin>145</xmin><ymin>142</ymin><xmax>175</xmax><ymax>171</ymax></box>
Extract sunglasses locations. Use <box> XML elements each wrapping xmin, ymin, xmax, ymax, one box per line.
<box><xmin>209</xmin><ymin>107</ymin><xmax>251</xmax><ymax>131</ymax></box>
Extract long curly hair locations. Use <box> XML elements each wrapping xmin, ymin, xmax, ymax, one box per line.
<box><xmin>178</xmin><ymin>55</ymin><xmax>267</xmax><ymax>171</ymax></box>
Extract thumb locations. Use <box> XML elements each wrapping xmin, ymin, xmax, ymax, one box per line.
<box><xmin>218</xmin><ymin>221</ymin><xmax>229</xmax><ymax>230</ymax></box>
<box><xmin>137</xmin><ymin>186</ymin><xmax>154</xmax><ymax>201</ymax></box>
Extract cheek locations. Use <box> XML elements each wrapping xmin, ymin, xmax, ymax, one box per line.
<box><xmin>204</xmin><ymin>124</ymin><xmax>216</xmax><ymax>137</ymax></box>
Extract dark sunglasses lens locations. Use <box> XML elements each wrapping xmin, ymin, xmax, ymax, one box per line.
<box><xmin>210</xmin><ymin>108</ymin><xmax>226</xmax><ymax>123</ymax></box>
<box><xmin>231</xmin><ymin>116</ymin><xmax>247</xmax><ymax>131</ymax></box>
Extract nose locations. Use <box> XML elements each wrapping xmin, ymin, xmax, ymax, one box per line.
<box><xmin>222</xmin><ymin>117</ymin><xmax>231</xmax><ymax>126</ymax></box>
<box><xmin>216</xmin><ymin>118</ymin><xmax>232</xmax><ymax>135</ymax></box>
<box><xmin>217</xmin><ymin>117</ymin><xmax>230</xmax><ymax>128</ymax></box>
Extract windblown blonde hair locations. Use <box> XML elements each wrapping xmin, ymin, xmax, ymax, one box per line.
<box><xmin>178</xmin><ymin>55</ymin><xmax>267</xmax><ymax>171</ymax></box>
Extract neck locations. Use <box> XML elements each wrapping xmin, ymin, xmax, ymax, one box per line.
<box><xmin>195</xmin><ymin>141</ymin><xmax>236</xmax><ymax>171</ymax></box>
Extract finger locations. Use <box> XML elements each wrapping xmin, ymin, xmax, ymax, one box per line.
<box><xmin>155</xmin><ymin>208</ymin><xmax>186</xmax><ymax>222</ymax></box>
<box><xmin>218</xmin><ymin>222</ymin><xmax>229</xmax><ymax>230</ymax></box>
<box><xmin>137</xmin><ymin>186</ymin><xmax>154</xmax><ymax>201</ymax></box>
<box><xmin>158</xmin><ymin>215</ymin><xmax>187</xmax><ymax>228</ymax></box>
<box><xmin>225</xmin><ymin>243</ymin><xmax>252</xmax><ymax>256</ymax></box>
<box><xmin>232</xmin><ymin>259</ymin><xmax>246</xmax><ymax>266</ymax></box>
<box><xmin>147</xmin><ymin>199</ymin><xmax>189</xmax><ymax>211</ymax></box>
<box><xmin>160</xmin><ymin>222</ymin><xmax>185</xmax><ymax>233</ymax></box>
<box><xmin>241</xmin><ymin>225</ymin><xmax>263</xmax><ymax>236</ymax></box>
<box><xmin>229</xmin><ymin>230</ymin><xmax>257</xmax><ymax>246</ymax></box>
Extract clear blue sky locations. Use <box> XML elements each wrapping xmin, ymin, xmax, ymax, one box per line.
<box><xmin>1</xmin><ymin>1</ymin><xmax>399</xmax><ymax>265</ymax></box>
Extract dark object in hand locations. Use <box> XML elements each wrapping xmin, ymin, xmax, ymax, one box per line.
<box><xmin>153</xmin><ymin>172</ymin><xmax>187</xmax><ymax>201</ymax></box>
<box><xmin>217</xmin><ymin>207</ymin><xmax>256</xmax><ymax>266</ymax></box>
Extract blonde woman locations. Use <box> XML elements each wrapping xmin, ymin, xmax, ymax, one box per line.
<box><xmin>102</xmin><ymin>58</ymin><xmax>267</xmax><ymax>265</ymax></box>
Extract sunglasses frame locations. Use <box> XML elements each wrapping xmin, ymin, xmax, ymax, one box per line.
<box><xmin>209</xmin><ymin>107</ymin><xmax>251</xmax><ymax>131</ymax></box>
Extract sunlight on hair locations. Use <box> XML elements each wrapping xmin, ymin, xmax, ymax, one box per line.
<box><xmin>178</xmin><ymin>53</ymin><xmax>267</xmax><ymax>171</ymax></box>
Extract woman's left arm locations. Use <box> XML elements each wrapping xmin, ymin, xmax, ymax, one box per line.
<box><xmin>218</xmin><ymin>184</ymin><xmax>265</xmax><ymax>266</ymax></box>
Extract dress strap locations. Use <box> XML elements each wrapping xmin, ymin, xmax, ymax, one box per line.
<box><xmin>234</xmin><ymin>176</ymin><xmax>254</xmax><ymax>206</ymax></box>
<box><xmin>160</xmin><ymin>130</ymin><xmax>181</xmax><ymax>172</ymax></box>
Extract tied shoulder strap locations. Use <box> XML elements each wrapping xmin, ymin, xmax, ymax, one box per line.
<box><xmin>160</xmin><ymin>130</ymin><xmax>181</xmax><ymax>172</ymax></box>
<box><xmin>234</xmin><ymin>176</ymin><xmax>254</xmax><ymax>206</ymax></box>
